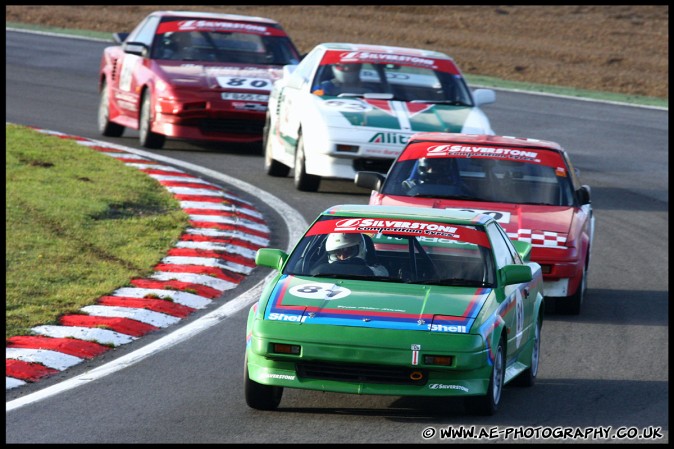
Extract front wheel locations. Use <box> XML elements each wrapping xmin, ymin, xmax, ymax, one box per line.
<box><xmin>97</xmin><ymin>81</ymin><xmax>124</xmax><ymax>137</ymax></box>
<box><xmin>293</xmin><ymin>134</ymin><xmax>321</xmax><ymax>192</ymax></box>
<box><xmin>244</xmin><ymin>355</ymin><xmax>283</xmax><ymax>410</ymax></box>
<box><xmin>513</xmin><ymin>317</ymin><xmax>541</xmax><ymax>387</ymax></box>
<box><xmin>139</xmin><ymin>91</ymin><xmax>166</xmax><ymax>149</ymax></box>
<box><xmin>264</xmin><ymin>118</ymin><xmax>290</xmax><ymax>177</ymax></box>
<box><xmin>465</xmin><ymin>336</ymin><xmax>505</xmax><ymax>416</ymax></box>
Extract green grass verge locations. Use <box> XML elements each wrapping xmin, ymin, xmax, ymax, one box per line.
<box><xmin>5</xmin><ymin>124</ymin><xmax>190</xmax><ymax>338</ymax></box>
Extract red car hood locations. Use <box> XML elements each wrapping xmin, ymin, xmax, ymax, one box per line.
<box><xmin>153</xmin><ymin>61</ymin><xmax>283</xmax><ymax>91</ymax></box>
<box><xmin>379</xmin><ymin>196</ymin><xmax>574</xmax><ymax>240</ymax></box>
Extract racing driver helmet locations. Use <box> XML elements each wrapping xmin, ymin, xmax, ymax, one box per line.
<box><xmin>333</xmin><ymin>63</ymin><xmax>362</xmax><ymax>85</ymax></box>
<box><xmin>326</xmin><ymin>232</ymin><xmax>361</xmax><ymax>262</ymax></box>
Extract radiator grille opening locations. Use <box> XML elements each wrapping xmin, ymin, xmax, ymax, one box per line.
<box><xmin>296</xmin><ymin>361</ymin><xmax>427</xmax><ymax>385</ymax></box>
<box><xmin>353</xmin><ymin>158</ymin><xmax>394</xmax><ymax>174</ymax></box>
<box><xmin>198</xmin><ymin>118</ymin><xmax>264</xmax><ymax>135</ymax></box>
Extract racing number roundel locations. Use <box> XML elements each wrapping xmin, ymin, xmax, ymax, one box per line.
<box><xmin>289</xmin><ymin>282</ymin><xmax>351</xmax><ymax>300</ymax></box>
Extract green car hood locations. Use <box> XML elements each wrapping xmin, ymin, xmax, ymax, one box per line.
<box><xmin>262</xmin><ymin>275</ymin><xmax>493</xmax><ymax>334</ymax></box>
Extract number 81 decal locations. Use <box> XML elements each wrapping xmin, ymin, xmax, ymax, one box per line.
<box><xmin>289</xmin><ymin>282</ymin><xmax>351</xmax><ymax>300</ymax></box>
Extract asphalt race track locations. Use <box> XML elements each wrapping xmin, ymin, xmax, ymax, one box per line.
<box><xmin>5</xmin><ymin>29</ymin><xmax>669</xmax><ymax>444</ymax></box>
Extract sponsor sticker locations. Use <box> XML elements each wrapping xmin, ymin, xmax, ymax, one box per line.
<box><xmin>428</xmin><ymin>383</ymin><xmax>469</xmax><ymax>392</ymax></box>
<box><xmin>369</xmin><ymin>132</ymin><xmax>411</xmax><ymax>145</ymax></box>
<box><xmin>231</xmin><ymin>102</ymin><xmax>267</xmax><ymax>111</ymax></box>
<box><xmin>267</xmin><ymin>312</ymin><xmax>307</xmax><ymax>322</ymax></box>
<box><xmin>307</xmin><ymin>218</ymin><xmax>492</xmax><ymax>247</ymax></box>
<box><xmin>428</xmin><ymin>324</ymin><xmax>468</xmax><ymax>333</ymax></box>
<box><xmin>261</xmin><ymin>373</ymin><xmax>296</xmax><ymax>380</ymax></box>
<box><xmin>222</xmin><ymin>92</ymin><xmax>269</xmax><ymax>102</ymax></box>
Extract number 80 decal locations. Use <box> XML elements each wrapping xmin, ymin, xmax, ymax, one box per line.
<box><xmin>289</xmin><ymin>283</ymin><xmax>351</xmax><ymax>300</ymax></box>
<box><xmin>216</xmin><ymin>76</ymin><xmax>271</xmax><ymax>91</ymax></box>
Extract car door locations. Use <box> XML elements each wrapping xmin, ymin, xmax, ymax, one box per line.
<box><xmin>276</xmin><ymin>48</ymin><xmax>323</xmax><ymax>155</ymax></box>
<box><xmin>113</xmin><ymin>15</ymin><xmax>160</xmax><ymax>121</ymax></box>
<box><xmin>485</xmin><ymin>222</ymin><xmax>533</xmax><ymax>359</ymax></box>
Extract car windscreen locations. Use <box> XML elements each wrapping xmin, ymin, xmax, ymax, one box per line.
<box><xmin>283</xmin><ymin>215</ymin><xmax>494</xmax><ymax>286</ymax></box>
<box><xmin>383</xmin><ymin>145</ymin><xmax>576</xmax><ymax>206</ymax></box>
<box><xmin>151</xmin><ymin>19</ymin><xmax>300</xmax><ymax>65</ymax></box>
<box><xmin>311</xmin><ymin>51</ymin><xmax>473</xmax><ymax>103</ymax></box>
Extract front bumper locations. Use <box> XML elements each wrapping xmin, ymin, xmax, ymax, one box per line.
<box><xmin>532</xmin><ymin>246</ymin><xmax>584</xmax><ymax>298</ymax></box>
<box><xmin>153</xmin><ymin>94</ymin><xmax>267</xmax><ymax>143</ymax></box>
<box><xmin>305</xmin><ymin>152</ymin><xmax>394</xmax><ymax>180</ymax></box>
<box><xmin>540</xmin><ymin>261</ymin><xmax>583</xmax><ymax>298</ymax></box>
<box><xmin>246</xmin><ymin>322</ymin><xmax>492</xmax><ymax>397</ymax></box>
<box><xmin>154</xmin><ymin>114</ymin><xmax>265</xmax><ymax>143</ymax></box>
<box><xmin>247</xmin><ymin>351</ymin><xmax>490</xmax><ymax>397</ymax></box>
<box><xmin>302</xmin><ymin>126</ymin><xmax>408</xmax><ymax>179</ymax></box>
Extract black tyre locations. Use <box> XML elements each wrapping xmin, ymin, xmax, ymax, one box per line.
<box><xmin>264</xmin><ymin>117</ymin><xmax>290</xmax><ymax>177</ymax></box>
<box><xmin>512</xmin><ymin>317</ymin><xmax>541</xmax><ymax>387</ymax></box>
<box><xmin>97</xmin><ymin>81</ymin><xmax>125</xmax><ymax>137</ymax></box>
<box><xmin>244</xmin><ymin>355</ymin><xmax>283</xmax><ymax>411</ymax></box>
<box><xmin>293</xmin><ymin>134</ymin><xmax>321</xmax><ymax>192</ymax></box>
<box><xmin>139</xmin><ymin>91</ymin><xmax>166</xmax><ymax>149</ymax></box>
<box><xmin>558</xmin><ymin>265</ymin><xmax>587</xmax><ymax>315</ymax></box>
<box><xmin>465</xmin><ymin>336</ymin><xmax>505</xmax><ymax>416</ymax></box>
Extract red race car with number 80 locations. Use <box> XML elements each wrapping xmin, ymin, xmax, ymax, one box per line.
<box><xmin>98</xmin><ymin>10</ymin><xmax>301</xmax><ymax>149</ymax></box>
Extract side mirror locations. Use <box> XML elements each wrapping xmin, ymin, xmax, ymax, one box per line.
<box><xmin>577</xmin><ymin>185</ymin><xmax>591</xmax><ymax>205</ymax></box>
<box><xmin>472</xmin><ymin>88</ymin><xmax>496</xmax><ymax>106</ymax></box>
<box><xmin>355</xmin><ymin>171</ymin><xmax>385</xmax><ymax>191</ymax></box>
<box><xmin>500</xmin><ymin>264</ymin><xmax>532</xmax><ymax>285</ymax></box>
<box><xmin>255</xmin><ymin>248</ymin><xmax>288</xmax><ymax>270</ymax></box>
<box><xmin>123</xmin><ymin>41</ymin><xmax>149</xmax><ymax>57</ymax></box>
<box><xmin>283</xmin><ymin>64</ymin><xmax>306</xmax><ymax>89</ymax></box>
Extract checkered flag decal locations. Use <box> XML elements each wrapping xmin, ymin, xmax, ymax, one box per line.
<box><xmin>508</xmin><ymin>229</ymin><xmax>567</xmax><ymax>247</ymax></box>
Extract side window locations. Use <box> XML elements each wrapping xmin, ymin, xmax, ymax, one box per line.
<box><xmin>131</xmin><ymin>15</ymin><xmax>160</xmax><ymax>47</ymax></box>
<box><xmin>261</xmin><ymin>36</ymin><xmax>301</xmax><ymax>65</ymax></box>
<box><xmin>496</xmin><ymin>223</ymin><xmax>522</xmax><ymax>265</ymax></box>
<box><xmin>485</xmin><ymin>222</ymin><xmax>516</xmax><ymax>270</ymax></box>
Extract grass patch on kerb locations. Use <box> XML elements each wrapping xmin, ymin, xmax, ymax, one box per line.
<box><xmin>5</xmin><ymin>124</ymin><xmax>190</xmax><ymax>338</ymax></box>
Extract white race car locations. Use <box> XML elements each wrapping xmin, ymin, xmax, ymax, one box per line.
<box><xmin>263</xmin><ymin>42</ymin><xmax>495</xmax><ymax>191</ymax></box>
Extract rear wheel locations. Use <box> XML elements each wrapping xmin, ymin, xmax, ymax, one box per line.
<box><xmin>264</xmin><ymin>117</ymin><xmax>290</xmax><ymax>177</ymax></box>
<box><xmin>293</xmin><ymin>134</ymin><xmax>321</xmax><ymax>192</ymax></box>
<box><xmin>465</xmin><ymin>336</ymin><xmax>505</xmax><ymax>416</ymax></box>
<box><xmin>97</xmin><ymin>81</ymin><xmax>124</xmax><ymax>137</ymax></box>
<box><xmin>139</xmin><ymin>91</ymin><xmax>166</xmax><ymax>149</ymax></box>
<box><xmin>244</xmin><ymin>354</ymin><xmax>283</xmax><ymax>410</ymax></box>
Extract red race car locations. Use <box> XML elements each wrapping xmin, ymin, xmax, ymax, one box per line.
<box><xmin>356</xmin><ymin>133</ymin><xmax>595</xmax><ymax>314</ymax></box>
<box><xmin>98</xmin><ymin>10</ymin><xmax>301</xmax><ymax>149</ymax></box>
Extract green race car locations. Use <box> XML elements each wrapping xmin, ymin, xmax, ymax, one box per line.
<box><xmin>245</xmin><ymin>204</ymin><xmax>544</xmax><ymax>415</ymax></box>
